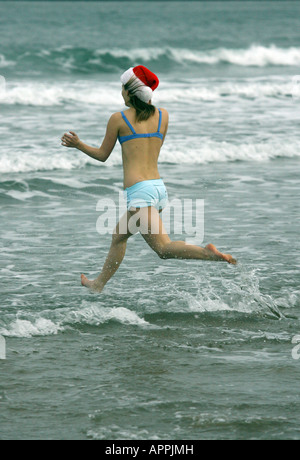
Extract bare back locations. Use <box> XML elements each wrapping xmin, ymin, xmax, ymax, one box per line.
<box><xmin>118</xmin><ymin>107</ymin><xmax>169</xmax><ymax>188</ymax></box>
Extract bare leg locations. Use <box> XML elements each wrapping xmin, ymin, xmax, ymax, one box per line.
<box><xmin>161</xmin><ymin>241</ymin><xmax>236</xmax><ymax>264</ymax></box>
<box><xmin>81</xmin><ymin>240</ymin><xmax>127</xmax><ymax>292</ymax></box>
<box><xmin>81</xmin><ymin>211</ymin><xmax>136</xmax><ymax>292</ymax></box>
<box><xmin>81</xmin><ymin>206</ymin><xmax>237</xmax><ymax>294</ymax></box>
<box><xmin>139</xmin><ymin>207</ymin><xmax>237</xmax><ymax>264</ymax></box>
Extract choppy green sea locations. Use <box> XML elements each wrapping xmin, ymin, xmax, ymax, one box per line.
<box><xmin>1</xmin><ymin>1</ymin><xmax>300</xmax><ymax>440</ymax></box>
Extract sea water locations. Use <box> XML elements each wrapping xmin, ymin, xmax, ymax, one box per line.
<box><xmin>0</xmin><ymin>1</ymin><xmax>300</xmax><ymax>440</ymax></box>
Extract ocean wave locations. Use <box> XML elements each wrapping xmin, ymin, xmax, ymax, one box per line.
<box><xmin>162</xmin><ymin>139</ymin><xmax>300</xmax><ymax>164</ymax></box>
<box><xmin>0</xmin><ymin>81</ymin><xmax>121</xmax><ymax>106</ymax></box>
<box><xmin>0</xmin><ymin>54</ymin><xmax>15</xmax><ymax>68</ymax></box>
<box><xmin>0</xmin><ymin>318</ymin><xmax>63</xmax><ymax>338</ymax></box>
<box><xmin>1</xmin><ymin>270</ymin><xmax>294</xmax><ymax>338</ymax></box>
<box><xmin>0</xmin><ymin>151</ymin><xmax>91</xmax><ymax>174</ymax></box>
<box><xmin>161</xmin><ymin>44</ymin><xmax>300</xmax><ymax>67</ymax></box>
<box><xmin>1</xmin><ymin>138</ymin><xmax>300</xmax><ymax>175</ymax></box>
<box><xmin>0</xmin><ymin>77</ymin><xmax>297</xmax><ymax>107</ymax></box>
<box><xmin>2</xmin><ymin>44</ymin><xmax>300</xmax><ymax>75</ymax></box>
<box><xmin>0</xmin><ymin>303</ymin><xmax>151</xmax><ymax>338</ymax></box>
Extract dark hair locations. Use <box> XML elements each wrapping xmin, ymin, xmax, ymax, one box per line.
<box><xmin>124</xmin><ymin>79</ymin><xmax>156</xmax><ymax>122</ymax></box>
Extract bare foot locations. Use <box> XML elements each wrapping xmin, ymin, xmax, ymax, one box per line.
<box><xmin>81</xmin><ymin>274</ymin><xmax>104</xmax><ymax>292</ymax></box>
<box><xmin>205</xmin><ymin>244</ymin><xmax>237</xmax><ymax>265</ymax></box>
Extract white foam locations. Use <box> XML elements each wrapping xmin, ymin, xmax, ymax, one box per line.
<box><xmin>189</xmin><ymin>44</ymin><xmax>300</xmax><ymax>67</ymax></box>
<box><xmin>0</xmin><ymin>54</ymin><xmax>15</xmax><ymax>68</ymax></box>
<box><xmin>157</xmin><ymin>78</ymin><xmax>297</xmax><ymax>102</ymax></box>
<box><xmin>0</xmin><ymin>81</ymin><xmax>121</xmax><ymax>106</ymax></box>
<box><xmin>1</xmin><ymin>77</ymin><xmax>297</xmax><ymax>106</ymax></box>
<box><xmin>1</xmin><ymin>318</ymin><xmax>63</xmax><ymax>338</ymax></box>
<box><xmin>5</xmin><ymin>190</ymin><xmax>52</xmax><ymax>201</ymax></box>
<box><xmin>3</xmin><ymin>45</ymin><xmax>300</xmax><ymax>74</ymax></box>
<box><xmin>0</xmin><ymin>303</ymin><xmax>150</xmax><ymax>338</ymax></box>
<box><xmin>95</xmin><ymin>45</ymin><xmax>300</xmax><ymax>67</ymax></box>
<box><xmin>0</xmin><ymin>75</ymin><xmax>6</xmax><ymax>98</ymax></box>
<box><xmin>0</xmin><ymin>151</ymin><xmax>92</xmax><ymax>174</ymax></box>
<box><xmin>175</xmin><ymin>269</ymin><xmax>286</xmax><ymax>318</ymax></box>
<box><xmin>64</xmin><ymin>304</ymin><xmax>150</xmax><ymax>327</ymax></box>
<box><xmin>0</xmin><ymin>137</ymin><xmax>299</xmax><ymax>175</ymax></box>
<box><xmin>42</xmin><ymin>176</ymin><xmax>89</xmax><ymax>189</ymax></box>
<box><xmin>162</xmin><ymin>139</ymin><xmax>300</xmax><ymax>164</ymax></box>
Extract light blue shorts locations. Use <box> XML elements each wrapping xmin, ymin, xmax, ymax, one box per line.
<box><xmin>123</xmin><ymin>178</ymin><xmax>168</xmax><ymax>211</ymax></box>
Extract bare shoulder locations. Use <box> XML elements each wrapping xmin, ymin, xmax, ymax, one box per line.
<box><xmin>107</xmin><ymin>112</ymin><xmax>123</xmax><ymax>129</ymax></box>
<box><xmin>158</xmin><ymin>107</ymin><xmax>169</xmax><ymax>117</ymax></box>
<box><xmin>109</xmin><ymin>112</ymin><xmax>123</xmax><ymax>122</ymax></box>
<box><xmin>158</xmin><ymin>107</ymin><xmax>169</xmax><ymax>123</ymax></box>
<box><xmin>158</xmin><ymin>107</ymin><xmax>169</xmax><ymax>128</ymax></box>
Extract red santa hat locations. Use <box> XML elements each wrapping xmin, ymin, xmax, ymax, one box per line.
<box><xmin>121</xmin><ymin>65</ymin><xmax>159</xmax><ymax>103</ymax></box>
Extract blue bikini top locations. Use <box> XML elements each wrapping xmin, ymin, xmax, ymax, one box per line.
<box><xmin>118</xmin><ymin>109</ymin><xmax>163</xmax><ymax>145</ymax></box>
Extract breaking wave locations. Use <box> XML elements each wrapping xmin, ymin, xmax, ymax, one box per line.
<box><xmin>0</xmin><ymin>138</ymin><xmax>300</xmax><ymax>174</ymax></box>
<box><xmin>1</xmin><ymin>76</ymin><xmax>298</xmax><ymax>108</ymax></box>
<box><xmin>2</xmin><ymin>44</ymin><xmax>300</xmax><ymax>74</ymax></box>
<box><xmin>0</xmin><ymin>302</ymin><xmax>151</xmax><ymax>338</ymax></box>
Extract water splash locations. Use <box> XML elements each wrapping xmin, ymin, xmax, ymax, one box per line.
<box><xmin>173</xmin><ymin>267</ymin><xmax>286</xmax><ymax>319</ymax></box>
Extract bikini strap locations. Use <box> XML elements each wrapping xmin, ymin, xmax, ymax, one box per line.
<box><xmin>157</xmin><ymin>109</ymin><xmax>162</xmax><ymax>133</ymax></box>
<box><xmin>121</xmin><ymin>111</ymin><xmax>136</xmax><ymax>134</ymax></box>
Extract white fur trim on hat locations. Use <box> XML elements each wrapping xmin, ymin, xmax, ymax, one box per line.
<box><xmin>120</xmin><ymin>67</ymin><xmax>153</xmax><ymax>103</ymax></box>
<box><xmin>134</xmin><ymin>86</ymin><xmax>153</xmax><ymax>103</ymax></box>
<box><xmin>120</xmin><ymin>67</ymin><xmax>134</xmax><ymax>86</ymax></box>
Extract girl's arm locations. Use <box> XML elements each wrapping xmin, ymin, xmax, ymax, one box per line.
<box><xmin>61</xmin><ymin>113</ymin><xmax>120</xmax><ymax>163</ymax></box>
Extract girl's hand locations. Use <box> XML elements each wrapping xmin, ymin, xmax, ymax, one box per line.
<box><xmin>61</xmin><ymin>131</ymin><xmax>80</xmax><ymax>148</ymax></box>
